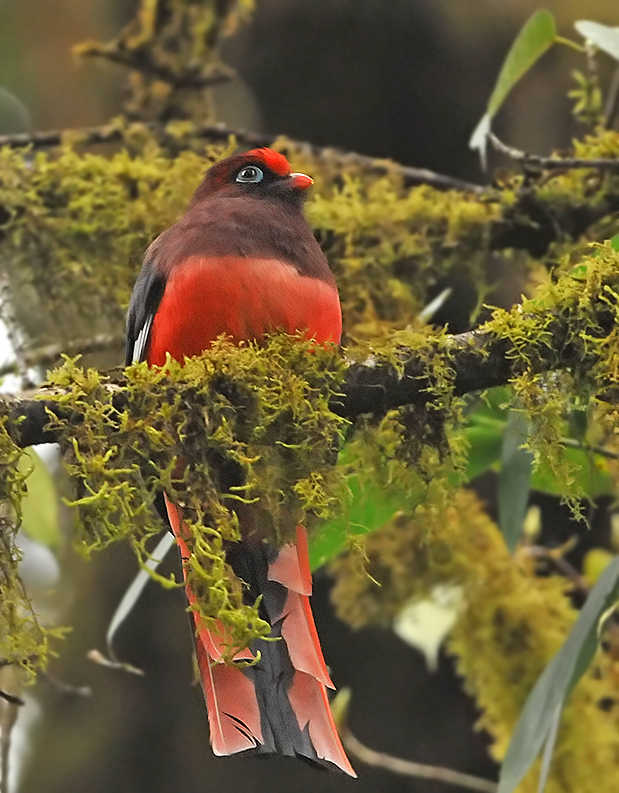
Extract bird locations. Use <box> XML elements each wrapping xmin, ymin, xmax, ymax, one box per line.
<box><xmin>125</xmin><ymin>147</ymin><xmax>355</xmax><ymax>776</ymax></box>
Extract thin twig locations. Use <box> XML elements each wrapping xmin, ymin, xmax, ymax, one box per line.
<box><xmin>561</xmin><ymin>437</ymin><xmax>619</xmax><ymax>461</ymax></box>
<box><xmin>0</xmin><ymin>311</ymin><xmax>604</xmax><ymax>448</ymax></box>
<box><xmin>0</xmin><ymin>122</ymin><xmax>485</xmax><ymax>194</ymax></box>
<box><xmin>40</xmin><ymin>672</ymin><xmax>92</xmax><ymax>698</ymax></box>
<box><xmin>342</xmin><ymin>727</ymin><xmax>497</xmax><ymax>793</ymax></box>
<box><xmin>488</xmin><ymin>132</ymin><xmax>619</xmax><ymax>171</ymax></box>
<box><xmin>76</xmin><ymin>44</ymin><xmax>234</xmax><ymax>88</ymax></box>
<box><xmin>0</xmin><ymin>332</ymin><xmax>124</xmax><ymax>379</ymax></box>
<box><xmin>0</xmin><ymin>691</ymin><xmax>23</xmax><ymax>707</ymax></box>
<box><xmin>525</xmin><ymin>545</ymin><xmax>589</xmax><ymax>593</ymax></box>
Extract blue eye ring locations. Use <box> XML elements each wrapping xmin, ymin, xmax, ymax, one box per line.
<box><xmin>236</xmin><ymin>165</ymin><xmax>264</xmax><ymax>184</ymax></box>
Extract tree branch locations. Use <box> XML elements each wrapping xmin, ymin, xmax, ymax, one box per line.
<box><xmin>75</xmin><ymin>42</ymin><xmax>235</xmax><ymax>89</ymax></box>
<box><xmin>0</xmin><ymin>122</ymin><xmax>484</xmax><ymax>194</ymax></box>
<box><xmin>0</xmin><ymin>315</ymin><xmax>583</xmax><ymax>449</ymax></box>
<box><xmin>488</xmin><ymin>132</ymin><xmax>619</xmax><ymax>171</ymax></box>
<box><xmin>342</xmin><ymin>727</ymin><xmax>497</xmax><ymax>793</ymax></box>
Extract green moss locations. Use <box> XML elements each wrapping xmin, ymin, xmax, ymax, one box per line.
<box><xmin>0</xmin><ymin>420</ymin><xmax>60</xmax><ymax>677</ymax></box>
<box><xmin>480</xmin><ymin>240</ymin><xmax>619</xmax><ymax>515</ymax></box>
<box><xmin>41</xmin><ymin>336</ymin><xmax>347</xmax><ymax>659</ymax></box>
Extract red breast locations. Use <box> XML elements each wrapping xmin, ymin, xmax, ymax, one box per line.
<box><xmin>147</xmin><ymin>255</ymin><xmax>342</xmax><ymax>366</ymax></box>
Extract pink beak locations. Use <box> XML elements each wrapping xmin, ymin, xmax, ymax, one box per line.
<box><xmin>290</xmin><ymin>172</ymin><xmax>313</xmax><ymax>190</ymax></box>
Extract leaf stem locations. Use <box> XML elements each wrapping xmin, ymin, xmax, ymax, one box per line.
<box><xmin>554</xmin><ymin>35</ymin><xmax>587</xmax><ymax>53</ymax></box>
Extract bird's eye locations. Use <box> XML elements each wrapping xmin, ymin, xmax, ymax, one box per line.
<box><xmin>236</xmin><ymin>165</ymin><xmax>264</xmax><ymax>184</ymax></box>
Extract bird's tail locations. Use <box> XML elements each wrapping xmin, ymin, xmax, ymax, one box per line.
<box><xmin>164</xmin><ymin>496</ymin><xmax>355</xmax><ymax>777</ymax></box>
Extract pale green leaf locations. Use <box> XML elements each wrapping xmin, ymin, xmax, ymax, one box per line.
<box><xmin>18</xmin><ymin>449</ymin><xmax>60</xmax><ymax>549</ymax></box>
<box><xmin>0</xmin><ymin>86</ymin><xmax>31</xmax><ymax>134</ymax></box>
<box><xmin>104</xmin><ymin>531</ymin><xmax>175</xmax><ymax>667</ymax></box>
<box><xmin>575</xmin><ymin>20</ymin><xmax>619</xmax><ymax>61</ymax></box>
<box><xmin>537</xmin><ymin>704</ymin><xmax>562</xmax><ymax>793</ymax></box>
<box><xmin>498</xmin><ymin>556</ymin><xmax>619</xmax><ymax>793</ymax></box>
<box><xmin>498</xmin><ymin>410</ymin><xmax>532</xmax><ymax>552</ymax></box>
<box><xmin>470</xmin><ymin>10</ymin><xmax>556</xmax><ymax>164</ymax></box>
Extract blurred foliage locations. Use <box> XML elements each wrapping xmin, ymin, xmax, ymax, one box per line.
<box><xmin>331</xmin><ymin>489</ymin><xmax>619</xmax><ymax>793</ymax></box>
<box><xmin>75</xmin><ymin>0</ymin><xmax>254</xmax><ymax>121</ymax></box>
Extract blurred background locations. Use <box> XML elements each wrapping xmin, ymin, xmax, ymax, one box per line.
<box><xmin>1</xmin><ymin>0</ymin><xmax>618</xmax><ymax>176</ymax></box>
<box><xmin>0</xmin><ymin>1</ymin><xmax>617</xmax><ymax>792</ymax></box>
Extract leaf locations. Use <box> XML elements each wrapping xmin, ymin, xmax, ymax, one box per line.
<box><xmin>498</xmin><ymin>556</ymin><xmax>619</xmax><ymax>793</ymax></box>
<box><xmin>18</xmin><ymin>449</ymin><xmax>61</xmax><ymax>549</ymax></box>
<box><xmin>611</xmin><ymin>233</ymin><xmax>619</xmax><ymax>252</ymax></box>
<box><xmin>309</xmin><ymin>471</ymin><xmax>415</xmax><ymax>569</ymax></box>
<box><xmin>393</xmin><ymin>585</ymin><xmax>461</xmax><ymax>671</ymax></box>
<box><xmin>0</xmin><ymin>86</ymin><xmax>31</xmax><ymax>134</ymax></box>
<box><xmin>461</xmin><ymin>386</ymin><xmax>511</xmax><ymax>480</ymax></box>
<box><xmin>498</xmin><ymin>410</ymin><xmax>532</xmax><ymax>552</ymax></box>
<box><xmin>486</xmin><ymin>10</ymin><xmax>557</xmax><ymax>118</ymax></box>
<box><xmin>537</xmin><ymin>703</ymin><xmax>562</xmax><ymax>793</ymax></box>
<box><xmin>463</xmin><ymin>421</ymin><xmax>504</xmax><ymax>480</ymax></box>
<box><xmin>531</xmin><ymin>446</ymin><xmax>615</xmax><ymax>499</ymax></box>
<box><xmin>575</xmin><ymin>21</ymin><xmax>619</xmax><ymax>61</ymax></box>
<box><xmin>470</xmin><ymin>10</ymin><xmax>556</xmax><ymax>166</ymax></box>
<box><xmin>310</xmin><ymin>382</ymin><xmax>611</xmax><ymax>567</ymax></box>
<box><xmin>92</xmin><ymin>531</ymin><xmax>176</xmax><ymax>674</ymax></box>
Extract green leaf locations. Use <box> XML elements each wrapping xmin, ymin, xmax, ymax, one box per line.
<box><xmin>463</xmin><ymin>422</ymin><xmax>504</xmax><ymax>480</ymax></box>
<box><xmin>309</xmin><ymin>471</ymin><xmax>416</xmax><ymax>569</ymax></box>
<box><xmin>0</xmin><ymin>86</ymin><xmax>31</xmax><ymax>134</ymax></box>
<box><xmin>498</xmin><ymin>410</ymin><xmax>532</xmax><ymax>552</ymax></box>
<box><xmin>461</xmin><ymin>386</ymin><xmax>511</xmax><ymax>480</ymax></box>
<box><xmin>487</xmin><ymin>10</ymin><xmax>557</xmax><ymax>117</ymax></box>
<box><xmin>574</xmin><ymin>20</ymin><xmax>619</xmax><ymax>61</ymax></box>
<box><xmin>611</xmin><ymin>233</ymin><xmax>619</xmax><ymax>252</ymax></box>
<box><xmin>498</xmin><ymin>556</ymin><xmax>619</xmax><ymax>793</ymax></box>
<box><xmin>18</xmin><ymin>449</ymin><xmax>61</xmax><ymax>549</ymax></box>
<box><xmin>531</xmin><ymin>445</ymin><xmax>615</xmax><ymax>499</ymax></box>
<box><xmin>568</xmin><ymin>263</ymin><xmax>588</xmax><ymax>280</ymax></box>
<box><xmin>470</xmin><ymin>10</ymin><xmax>556</xmax><ymax>166</ymax></box>
<box><xmin>537</xmin><ymin>704</ymin><xmax>562</xmax><ymax>793</ymax></box>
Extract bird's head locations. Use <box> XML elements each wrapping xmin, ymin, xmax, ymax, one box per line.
<box><xmin>191</xmin><ymin>148</ymin><xmax>313</xmax><ymax>206</ymax></box>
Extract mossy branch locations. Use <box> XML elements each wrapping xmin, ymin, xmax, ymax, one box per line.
<box><xmin>2</xmin><ymin>247</ymin><xmax>617</xmax><ymax>447</ymax></box>
<box><xmin>488</xmin><ymin>132</ymin><xmax>619</xmax><ymax>171</ymax></box>
<box><xmin>0</xmin><ymin>120</ymin><xmax>483</xmax><ymax>193</ymax></box>
<box><xmin>74</xmin><ymin>41</ymin><xmax>235</xmax><ymax>89</ymax></box>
